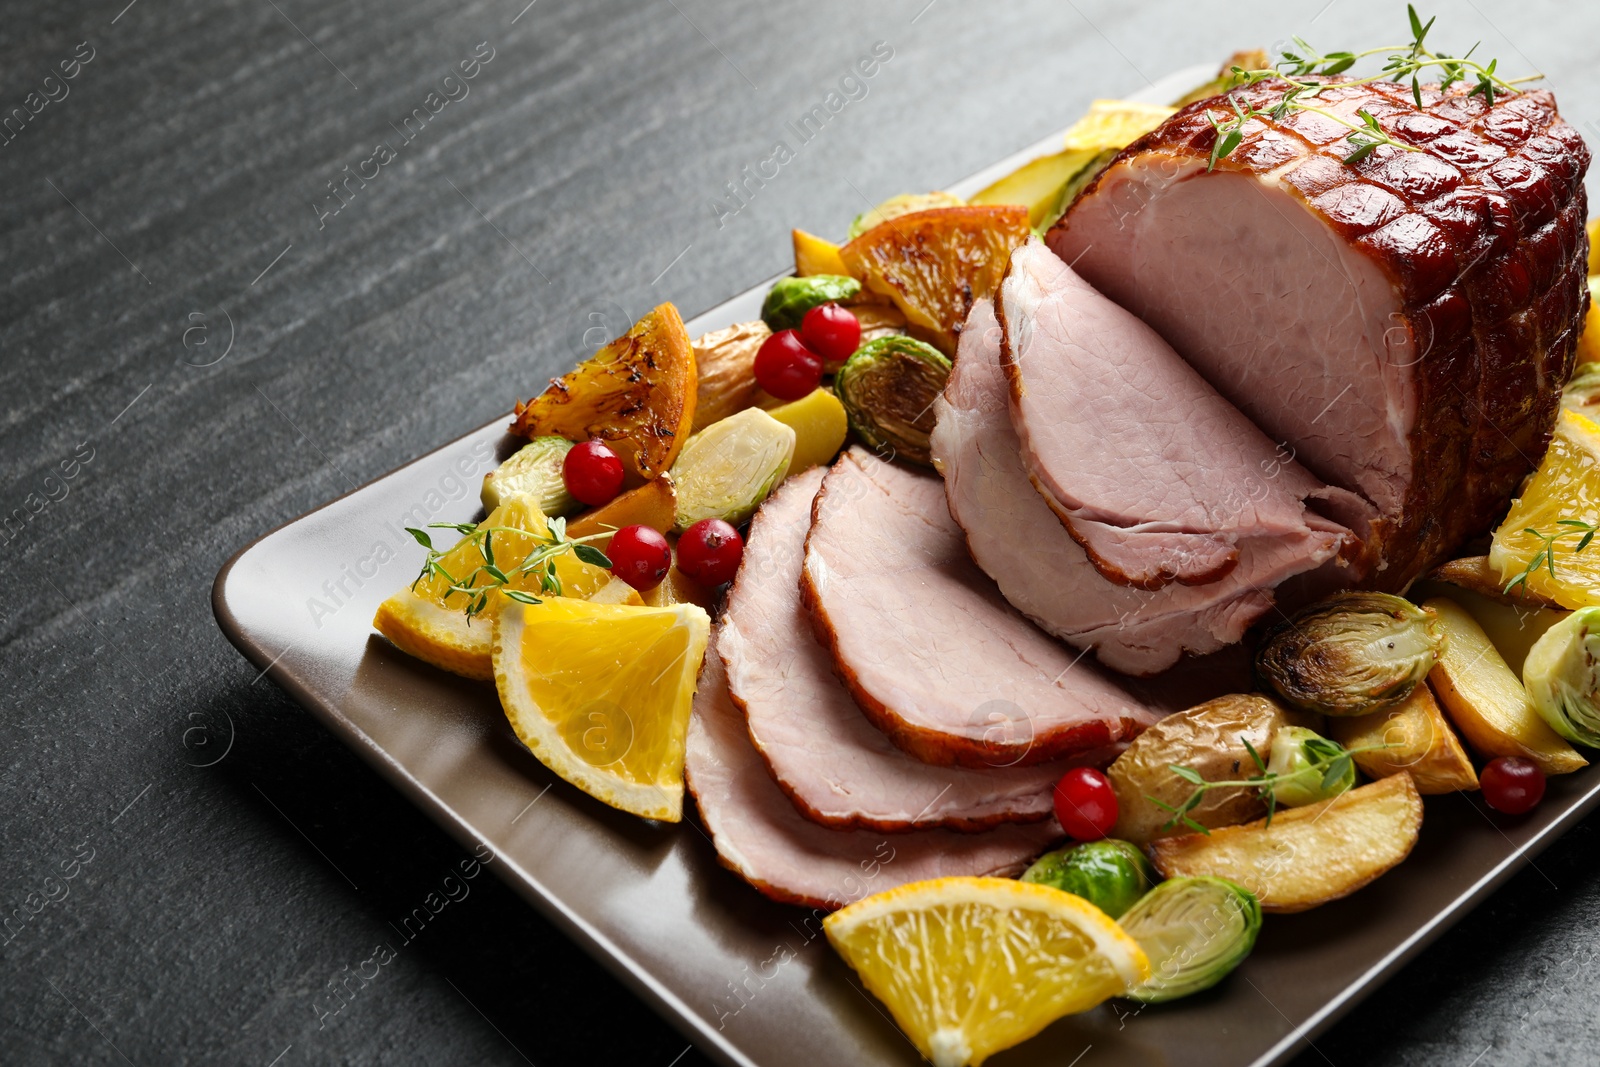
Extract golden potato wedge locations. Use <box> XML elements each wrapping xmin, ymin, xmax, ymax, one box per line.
<box><xmin>1324</xmin><ymin>684</ymin><xmax>1478</xmax><ymax>794</ymax></box>
<box><xmin>1410</xmin><ymin>577</ymin><xmax>1569</xmax><ymax>677</ymax></box>
<box><xmin>691</xmin><ymin>321</ymin><xmax>771</xmax><ymax>432</ymax></box>
<box><xmin>1108</xmin><ymin>694</ymin><xmax>1310</xmax><ymax>846</ymax></box>
<box><xmin>1424</xmin><ymin>597</ymin><xmax>1587</xmax><ymax>775</ymax></box>
<box><xmin>1424</xmin><ymin>557</ymin><xmax>1564</xmax><ymax>610</ymax></box>
<box><xmin>1149</xmin><ymin>775</ymin><xmax>1423</xmax><ymax>913</ymax></box>
<box><xmin>792</xmin><ymin>228</ymin><xmax>849</xmax><ymax>277</ymax></box>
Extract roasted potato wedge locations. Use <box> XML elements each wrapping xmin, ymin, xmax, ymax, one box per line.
<box><xmin>691</xmin><ymin>321</ymin><xmax>771</xmax><ymax>432</ymax></box>
<box><xmin>511</xmin><ymin>303</ymin><xmax>696</xmax><ymax>481</ymax></box>
<box><xmin>1324</xmin><ymin>684</ymin><xmax>1478</xmax><ymax>794</ymax></box>
<box><xmin>566</xmin><ymin>475</ymin><xmax>677</xmax><ymax>545</ymax></box>
<box><xmin>1424</xmin><ymin>597</ymin><xmax>1588</xmax><ymax>775</ymax></box>
<box><xmin>1424</xmin><ymin>556</ymin><xmax>1563</xmax><ymax>609</ymax></box>
<box><xmin>1149</xmin><ymin>774</ymin><xmax>1423</xmax><ymax>913</ymax></box>
<box><xmin>1108</xmin><ymin>694</ymin><xmax>1308</xmax><ymax>846</ymax></box>
<box><xmin>1410</xmin><ymin>576</ymin><xmax>1569</xmax><ymax>676</ymax></box>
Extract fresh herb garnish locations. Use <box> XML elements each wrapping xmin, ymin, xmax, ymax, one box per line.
<box><xmin>1203</xmin><ymin>5</ymin><xmax>1535</xmax><ymax>171</ymax></box>
<box><xmin>1503</xmin><ymin>519</ymin><xmax>1599</xmax><ymax>595</ymax></box>
<box><xmin>1149</xmin><ymin>733</ymin><xmax>1387</xmax><ymax>833</ymax></box>
<box><xmin>406</xmin><ymin>515</ymin><xmax>613</xmax><ymax>621</ymax></box>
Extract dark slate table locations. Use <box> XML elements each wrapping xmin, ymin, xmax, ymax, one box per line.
<box><xmin>3</xmin><ymin>1</ymin><xmax>1597</xmax><ymax>1064</ymax></box>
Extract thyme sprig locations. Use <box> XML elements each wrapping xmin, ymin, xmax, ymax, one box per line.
<box><xmin>1150</xmin><ymin>734</ymin><xmax>1390</xmax><ymax>833</ymax></box>
<box><xmin>406</xmin><ymin>516</ymin><xmax>613</xmax><ymax>621</ymax></box>
<box><xmin>1204</xmin><ymin>5</ymin><xmax>1535</xmax><ymax>170</ymax></box>
<box><xmin>1503</xmin><ymin>519</ymin><xmax>1599</xmax><ymax>595</ymax></box>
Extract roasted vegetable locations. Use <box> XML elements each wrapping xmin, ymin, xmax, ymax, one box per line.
<box><xmin>1265</xmin><ymin>726</ymin><xmax>1355</xmax><ymax>807</ymax></box>
<box><xmin>1562</xmin><ymin>360</ymin><xmax>1600</xmax><ymax>415</ymax></box>
<box><xmin>1256</xmin><ymin>592</ymin><xmax>1445</xmax><ymax>716</ymax></box>
<box><xmin>1426</xmin><ymin>596</ymin><xmax>1588</xmax><ymax>774</ymax></box>
<box><xmin>670</xmin><ymin>407</ymin><xmax>795</xmax><ymax>531</ymax></box>
<box><xmin>1019</xmin><ymin>839</ymin><xmax>1154</xmax><ymax>919</ymax></box>
<box><xmin>834</xmin><ymin>336</ymin><xmax>952</xmax><ymax>467</ymax></box>
<box><xmin>1121</xmin><ymin>877</ymin><xmax>1262</xmax><ymax>1003</ymax></box>
<box><xmin>765</xmin><ymin>388</ymin><xmax>848</xmax><ymax>472</ymax></box>
<box><xmin>1107</xmin><ymin>693</ymin><xmax>1304</xmax><ymax>846</ymax></box>
<box><xmin>481</xmin><ymin>436</ymin><xmax>577</xmax><ymax>515</ymax></box>
<box><xmin>1523</xmin><ymin>606</ymin><xmax>1600</xmax><ymax>748</ymax></box>
<box><xmin>1149</xmin><ymin>774</ymin><xmax>1424</xmax><ymax>914</ymax></box>
<box><xmin>792</xmin><ymin>228</ymin><xmax>849</xmax><ymax>277</ymax></box>
<box><xmin>1060</xmin><ymin>99</ymin><xmax>1178</xmax><ymax>150</ymax></box>
<box><xmin>848</xmin><ymin>303</ymin><xmax>909</xmax><ymax>349</ymax></box>
<box><xmin>761</xmin><ymin>275</ymin><xmax>862</xmax><ymax>333</ymax></box>
<box><xmin>969</xmin><ymin>147</ymin><xmax>1102</xmax><ymax>229</ymax></box>
<box><xmin>847</xmin><ymin>191</ymin><xmax>965</xmax><ymax>239</ymax></box>
<box><xmin>1324</xmin><ymin>683</ymin><xmax>1479</xmax><ymax>794</ymax></box>
<box><xmin>511</xmin><ymin>303</ymin><xmax>696</xmax><ymax>481</ymax></box>
<box><xmin>1423</xmin><ymin>556</ymin><xmax>1564</xmax><ymax>610</ymax></box>
<box><xmin>839</xmin><ymin>205</ymin><xmax>1030</xmax><ymax>355</ymax></box>
<box><xmin>692</xmin><ymin>321</ymin><xmax>772</xmax><ymax>432</ymax></box>
<box><xmin>566</xmin><ymin>474</ymin><xmax>678</xmax><ymax>545</ymax></box>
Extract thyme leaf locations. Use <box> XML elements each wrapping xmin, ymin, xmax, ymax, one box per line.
<box><xmin>405</xmin><ymin>518</ymin><xmax>614</xmax><ymax>622</ymax></box>
<box><xmin>1503</xmin><ymin>519</ymin><xmax>1599</xmax><ymax>595</ymax></box>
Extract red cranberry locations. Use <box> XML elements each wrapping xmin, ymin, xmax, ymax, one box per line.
<box><xmin>607</xmin><ymin>525</ymin><xmax>671</xmax><ymax>591</ymax></box>
<box><xmin>799</xmin><ymin>302</ymin><xmax>862</xmax><ymax>367</ymax></box>
<box><xmin>1481</xmin><ymin>756</ymin><xmax>1546</xmax><ymax>814</ymax></box>
<box><xmin>562</xmin><ymin>440</ymin><xmax>625</xmax><ymax>507</ymax></box>
<box><xmin>753</xmin><ymin>329</ymin><xmax>823</xmax><ymax>400</ymax></box>
<box><xmin>1053</xmin><ymin>767</ymin><xmax>1119</xmax><ymax>841</ymax></box>
<box><xmin>676</xmin><ymin>519</ymin><xmax>744</xmax><ymax>587</ymax></box>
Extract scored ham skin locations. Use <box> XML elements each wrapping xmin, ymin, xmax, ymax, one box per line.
<box><xmin>1051</xmin><ymin>79</ymin><xmax>1590</xmax><ymax>590</ymax></box>
<box><xmin>683</xmin><ymin>631</ymin><xmax>1062</xmax><ymax>911</ymax></box>
<box><xmin>932</xmin><ymin>299</ymin><xmax>1345</xmax><ymax>675</ymax></box>
<box><xmin>720</xmin><ymin>466</ymin><xmax>1064</xmax><ymax>831</ymax></box>
<box><xmin>801</xmin><ymin>447</ymin><xmax>1163</xmax><ymax>768</ymax></box>
<box><xmin>996</xmin><ymin>237</ymin><xmax>1357</xmax><ymax>592</ymax></box>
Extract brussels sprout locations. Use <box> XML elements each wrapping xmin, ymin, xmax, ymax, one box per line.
<box><xmin>1120</xmin><ymin>876</ymin><xmax>1263</xmax><ymax>1003</ymax></box>
<box><xmin>834</xmin><ymin>336</ymin><xmax>952</xmax><ymax>467</ymax></box>
<box><xmin>1256</xmin><ymin>592</ymin><xmax>1445</xmax><ymax>716</ymax></box>
<box><xmin>481</xmin><ymin>436</ymin><xmax>577</xmax><ymax>515</ymax></box>
<box><xmin>1523</xmin><ymin>606</ymin><xmax>1600</xmax><ymax>748</ymax></box>
<box><xmin>1561</xmin><ymin>362</ymin><xmax>1600</xmax><ymax>417</ymax></box>
<box><xmin>1265</xmin><ymin>726</ymin><xmax>1355</xmax><ymax>807</ymax></box>
<box><xmin>1020</xmin><ymin>839</ymin><xmax>1154</xmax><ymax>919</ymax></box>
<box><xmin>670</xmin><ymin>407</ymin><xmax>795</xmax><ymax>531</ymax></box>
<box><xmin>760</xmin><ymin>275</ymin><xmax>861</xmax><ymax>332</ymax></box>
<box><xmin>847</xmin><ymin>191</ymin><xmax>965</xmax><ymax>239</ymax></box>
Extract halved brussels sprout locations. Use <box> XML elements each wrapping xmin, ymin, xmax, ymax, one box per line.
<box><xmin>1120</xmin><ymin>876</ymin><xmax>1263</xmax><ymax>1003</ymax></box>
<box><xmin>1562</xmin><ymin>362</ymin><xmax>1600</xmax><ymax>417</ymax></box>
<box><xmin>760</xmin><ymin>275</ymin><xmax>861</xmax><ymax>333</ymax></box>
<box><xmin>834</xmin><ymin>336</ymin><xmax>952</xmax><ymax>467</ymax></box>
<box><xmin>1266</xmin><ymin>726</ymin><xmax>1355</xmax><ymax>807</ymax></box>
<box><xmin>1256</xmin><ymin>592</ymin><xmax>1445</xmax><ymax>716</ymax></box>
<box><xmin>481</xmin><ymin>436</ymin><xmax>577</xmax><ymax>515</ymax></box>
<box><xmin>1523</xmin><ymin>606</ymin><xmax>1600</xmax><ymax>748</ymax></box>
<box><xmin>670</xmin><ymin>407</ymin><xmax>795</xmax><ymax>532</ymax></box>
<box><xmin>1020</xmin><ymin>838</ymin><xmax>1154</xmax><ymax>919</ymax></box>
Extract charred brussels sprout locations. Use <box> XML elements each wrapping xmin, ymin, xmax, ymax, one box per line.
<box><xmin>670</xmin><ymin>408</ymin><xmax>795</xmax><ymax>531</ymax></box>
<box><xmin>1256</xmin><ymin>592</ymin><xmax>1445</xmax><ymax>716</ymax></box>
<box><xmin>760</xmin><ymin>275</ymin><xmax>861</xmax><ymax>332</ymax></box>
<box><xmin>1120</xmin><ymin>876</ymin><xmax>1262</xmax><ymax>1002</ymax></box>
<box><xmin>1523</xmin><ymin>606</ymin><xmax>1600</xmax><ymax>748</ymax></box>
<box><xmin>1020</xmin><ymin>839</ymin><xmax>1154</xmax><ymax>919</ymax></box>
<box><xmin>1265</xmin><ymin>726</ymin><xmax>1355</xmax><ymax>807</ymax></box>
<box><xmin>834</xmin><ymin>336</ymin><xmax>952</xmax><ymax>467</ymax></box>
<box><xmin>481</xmin><ymin>436</ymin><xmax>577</xmax><ymax>515</ymax></box>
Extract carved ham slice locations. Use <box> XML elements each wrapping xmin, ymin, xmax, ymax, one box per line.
<box><xmin>720</xmin><ymin>466</ymin><xmax>1063</xmax><ymax>830</ymax></box>
<box><xmin>802</xmin><ymin>447</ymin><xmax>1163</xmax><ymax>767</ymax></box>
<box><xmin>683</xmin><ymin>632</ymin><xmax>1061</xmax><ymax>911</ymax></box>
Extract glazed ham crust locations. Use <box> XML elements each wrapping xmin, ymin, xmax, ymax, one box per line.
<box><xmin>1051</xmin><ymin>78</ymin><xmax>1590</xmax><ymax>590</ymax></box>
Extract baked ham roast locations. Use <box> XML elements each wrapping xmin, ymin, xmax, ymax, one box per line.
<box><xmin>683</xmin><ymin>631</ymin><xmax>1062</xmax><ymax>910</ymax></box>
<box><xmin>1050</xmin><ymin>78</ymin><xmax>1590</xmax><ymax>589</ymax></box>
<box><xmin>720</xmin><ymin>466</ymin><xmax>1063</xmax><ymax>831</ymax></box>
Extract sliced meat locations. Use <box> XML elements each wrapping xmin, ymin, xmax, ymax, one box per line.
<box><xmin>1051</xmin><ymin>79</ymin><xmax>1590</xmax><ymax>589</ymax></box>
<box><xmin>997</xmin><ymin>238</ymin><xmax>1356</xmax><ymax>591</ymax></box>
<box><xmin>802</xmin><ymin>447</ymin><xmax>1163</xmax><ymax>767</ymax></box>
<box><xmin>721</xmin><ymin>466</ymin><xmax>1064</xmax><ymax>830</ymax></box>
<box><xmin>683</xmin><ymin>631</ymin><xmax>1061</xmax><ymax>911</ymax></box>
<box><xmin>932</xmin><ymin>299</ymin><xmax>1344</xmax><ymax>675</ymax></box>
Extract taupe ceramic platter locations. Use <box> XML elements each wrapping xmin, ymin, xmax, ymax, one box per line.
<box><xmin>213</xmin><ymin>64</ymin><xmax>1600</xmax><ymax>1067</ymax></box>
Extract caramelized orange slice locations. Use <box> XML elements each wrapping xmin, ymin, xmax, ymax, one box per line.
<box><xmin>511</xmin><ymin>303</ymin><xmax>697</xmax><ymax>480</ymax></box>
<box><xmin>839</xmin><ymin>205</ymin><xmax>1029</xmax><ymax>355</ymax></box>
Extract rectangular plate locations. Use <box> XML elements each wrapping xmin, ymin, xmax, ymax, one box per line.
<box><xmin>213</xmin><ymin>64</ymin><xmax>1600</xmax><ymax>1067</ymax></box>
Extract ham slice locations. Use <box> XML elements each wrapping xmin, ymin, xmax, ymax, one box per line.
<box><xmin>1051</xmin><ymin>79</ymin><xmax>1590</xmax><ymax>588</ymax></box>
<box><xmin>997</xmin><ymin>237</ymin><xmax>1356</xmax><ymax>591</ymax></box>
<box><xmin>721</xmin><ymin>466</ymin><xmax>1063</xmax><ymax>831</ymax></box>
<box><xmin>683</xmin><ymin>632</ymin><xmax>1061</xmax><ymax>910</ymax></box>
<box><xmin>933</xmin><ymin>299</ymin><xmax>1341</xmax><ymax>675</ymax></box>
<box><xmin>802</xmin><ymin>447</ymin><xmax>1162</xmax><ymax>767</ymax></box>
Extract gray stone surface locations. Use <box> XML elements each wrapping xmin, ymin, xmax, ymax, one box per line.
<box><xmin>2</xmin><ymin>1</ymin><xmax>1598</xmax><ymax>1064</ymax></box>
